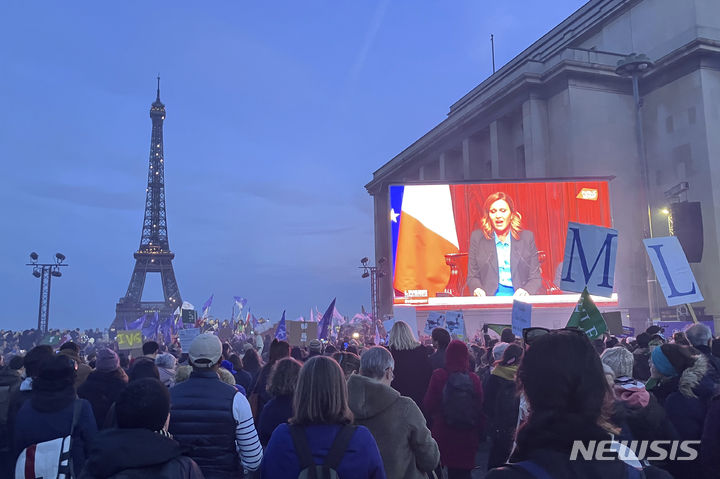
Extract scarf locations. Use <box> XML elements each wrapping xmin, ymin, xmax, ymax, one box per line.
<box><xmin>491</xmin><ymin>364</ymin><xmax>518</xmax><ymax>381</ymax></box>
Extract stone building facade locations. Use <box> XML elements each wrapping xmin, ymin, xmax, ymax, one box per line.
<box><xmin>366</xmin><ymin>0</ymin><xmax>720</xmax><ymax>326</ymax></box>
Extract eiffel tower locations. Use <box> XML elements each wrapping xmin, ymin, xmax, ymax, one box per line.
<box><xmin>113</xmin><ymin>78</ymin><xmax>182</xmax><ymax>329</ymax></box>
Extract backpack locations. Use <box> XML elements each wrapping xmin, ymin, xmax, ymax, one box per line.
<box><xmin>442</xmin><ymin>372</ymin><xmax>481</xmax><ymax>429</ymax></box>
<box><xmin>289</xmin><ymin>425</ymin><xmax>356</xmax><ymax>479</ymax></box>
<box><xmin>15</xmin><ymin>400</ymin><xmax>82</xmax><ymax>479</ymax></box>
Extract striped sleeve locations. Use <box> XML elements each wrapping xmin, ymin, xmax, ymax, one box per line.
<box><xmin>233</xmin><ymin>392</ymin><xmax>263</xmax><ymax>471</ymax></box>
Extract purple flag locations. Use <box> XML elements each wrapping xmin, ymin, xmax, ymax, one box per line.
<box><xmin>125</xmin><ymin>314</ymin><xmax>146</xmax><ymax>331</ymax></box>
<box><xmin>275</xmin><ymin>311</ymin><xmax>287</xmax><ymax>341</ymax></box>
<box><xmin>318</xmin><ymin>298</ymin><xmax>336</xmax><ymax>340</ymax></box>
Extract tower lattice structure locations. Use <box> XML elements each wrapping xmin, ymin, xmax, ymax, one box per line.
<box><xmin>113</xmin><ymin>79</ymin><xmax>182</xmax><ymax>329</ymax></box>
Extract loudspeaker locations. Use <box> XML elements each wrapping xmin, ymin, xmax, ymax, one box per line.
<box><xmin>670</xmin><ymin>201</ymin><xmax>703</xmax><ymax>263</ymax></box>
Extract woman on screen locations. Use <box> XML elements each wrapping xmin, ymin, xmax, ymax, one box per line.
<box><xmin>466</xmin><ymin>192</ymin><xmax>542</xmax><ymax>297</ymax></box>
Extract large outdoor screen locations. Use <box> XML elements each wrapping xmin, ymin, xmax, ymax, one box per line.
<box><xmin>389</xmin><ymin>180</ymin><xmax>612</xmax><ymax>298</ymax></box>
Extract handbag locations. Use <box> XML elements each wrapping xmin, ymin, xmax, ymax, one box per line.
<box><xmin>15</xmin><ymin>400</ymin><xmax>82</xmax><ymax>479</ymax></box>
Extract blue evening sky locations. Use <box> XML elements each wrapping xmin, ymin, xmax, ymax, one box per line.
<box><xmin>0</xmin><ymin>1</ymin><xmax>586</xmax><ymax>331</ymax></box>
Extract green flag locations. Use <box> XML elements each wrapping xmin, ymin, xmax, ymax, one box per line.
<box><xmin>567</xmin><ymin>288</ymin><xmax>607</xmax><ymax>340</ymax></box>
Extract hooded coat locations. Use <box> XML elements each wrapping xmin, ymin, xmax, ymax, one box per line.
<box><xmin>77</xmin><ymin>370</ymin><xmax>127</xmax><ymax>428</ymax></box>
<box><xmin>650</xmin><ymin>355</ymin><xmax>714</xmax><ymax>479</ymax></box>
<box><xmin>79</xmin><ymin>428</ymin><xmax>204</xmax><ymax>479</ymax></box>
<box><xmin>347</xmin><ymin>374</ymin><xmax>439</xmax><ymax>478</ymax></box>
<box><xmin>422</xmin><ymin>340</ymin><xmax>484</xmax><ymax>470</ymax></box>
<box><xmin>483</xmin><ymin>365</ymin><xmax>520</xmax><ymax>469</ymax></box>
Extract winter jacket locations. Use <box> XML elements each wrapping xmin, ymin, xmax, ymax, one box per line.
<box><xmin>13</xmin><ymin>393</ymin><xmax>97</xmax><ymax>477</ymax></box>
<box><xmin>428</xmin><ymin>347</ymin><xmax>446</xmax><ymax>371</ymax></box>
<box><xmin>483</xmin><ymin>365</ymin><xmax>519</xmax><ymax>469</ymax></box>
<box><xmin>0</xmin><ymin>367</ymin><xmax>21</xmax><ymax>479</ymax></box>
<box><xmin>79</xmin><ymin>428</ymin><xmax>204</xmax><ymax>479</ymax></box>
<box><xmin>422</xmin><ymin>340</ymin><xmax>484</xmax><ymax>470</ymax></box>
<box><xmin>632</xmin><ymin>348</ymin><xmax>651</xmax><ymax>381</ymax></box>
<box><xmin>695</xmin><ymin>344</ymin><xmax>720</xmax><ymax>385</ymax></box>
<box><xmin>390</xmin><ymin>346</ymin><xmax>433</xmax><ymax>408</ymax></box>
<box><xmin>261</xmin><ymin>423</ymin><xmax>386</xmax><ymax>479</ymax></box>
<box><xmin>258</xmin><ymin>394</ymin><xmax>293</xmax><ymax>447</ymax></box>
<box><xmin>77</xmin><ymin>370</ymin><xmax>127</xmax><ymax>429</ymax></box>
<box><xmin>649</xmin><ymin>355</ymin><xmax>714</xmax><ymax>479</ymax></box>
<box><xmin>702</xmin><ymin>394</ymin><xmax>720</xmax><ymax>478</ymax></box>
<box><xmin>610</xmin><ymin>378</ymin><xmax>678</xmax><ymax>443</ymax></box>
<box><xmin>486</xmin><ymin>448</ymin><xmax>672</xmax><ymax>479</ymax></box>
<box><xmin>348</xmin><ymin>374</ymin><xmax>439</xmax><ymax>478</ymax></box>
<box><xmin>169</xmin><ymin>370</ymin><xmax>240</xmax><ymax>479</ymax></box>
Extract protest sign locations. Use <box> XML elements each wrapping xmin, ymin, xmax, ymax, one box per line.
<box><xmin>182</xmin><ymin>309</ymin><xmax>197</xmax><ymax>326</ymax></box>
<box><xmin>117</xmin><ymin>330</ymin><xmax>143</xmax><ymax>350</ymax></box>
<box><xmin>445</xmin><ymin>311</ymin><xmax>465</xmax><ymax>340</ymax></box>
<box><xmin>601</xmin><ymin>311</ymin><xmax>624</xmax><ymax>336</ymax></box>
<box><xmin>567</xmin><ymin>288</ymin><xmax>608</xmax><ymax>339</ymax></box>
<box><xmin>560</xmin><ymin>222</ymin><xmax>618</xmax><ymax>297</ymax></box>
<box><xmin>511</xmin><ymin>300</ymin><xmax>532</xmax><ymax>337</ymax></box>
<box><xmin>286</xmin><ymin>320</ymin><xmax>319</xmax><ymax>346</ymax></box>
<box><xmin>178</xmin><ymin>328</ymin><xmax>201</xmax><ymax>351</ymax></box>
<box><xmin>655</xmin><ymin>320</ymin><xmax>715</xmax><ymax>337</ymax></box>
<box><xmin>644</xmin><ymin>236</ymin><xmax>704</xmax><ymax>307</ymax></box>
<box><xmin>423</xmin><ymin>312</ymin><xmax>446</xmax><ymax>336</ymax></box>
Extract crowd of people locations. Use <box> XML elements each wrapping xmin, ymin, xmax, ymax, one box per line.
<box><xmin>1</xmin><ymin>320</ymin><xmax>720</xmax><ymax>478</ymax></box>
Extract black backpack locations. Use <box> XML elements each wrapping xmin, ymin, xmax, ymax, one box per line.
<box><xmin>289</xmin><ymin>425</ymin><xmax>356</xmax><ymax>479</ymax></box>
<box><xmin>442</xmin><ymin>372</ymin><xmax>481</xmax><ymax>429</ymax></box>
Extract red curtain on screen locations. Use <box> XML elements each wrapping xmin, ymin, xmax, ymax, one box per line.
<box><xmin>450</xmin><ymin>181</ymin><xmax>611</xmax><ymax>293</ymax></box>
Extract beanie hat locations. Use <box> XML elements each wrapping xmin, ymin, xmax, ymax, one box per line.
<box><xmin>636</xmin><ymin>332</ymin><xmax>651</xmax><ymax>348</ymax></box>
<box><xmin>95</xmin><ymin>348</ymin><xmax>120</xmax><ymax>372</ymax></box>
<box><xmin>155</xmin><ymin>353</ymin><xmax>177</xmax><ymax>370</ymax></box>
<box><xmin>34</xmin><ymin>355</ymin><xmax>76</xmax><ymax>392</ymax></box>
<box><xmin>653</xmin><ymin>343</ymin><xmax>695</xmax><ymax>378</ymax></box>
<box><xmin>308</xmin><ymin>339</ymin><xmax>323</xmax><ymax>353</ymax></box>
<box><xmin>601</xmin><ymin>346</ymin><xmax>634</xmax><ymax>378</ymax></box>
<box><xmin>492</xmin><ymin>342</ymin><xmax>509</xmax><ymax>362</ymax></box>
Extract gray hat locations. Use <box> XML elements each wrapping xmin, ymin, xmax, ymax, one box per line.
<box><xmin>601</xmin><ymin>346</ymin><xmax>634</xmax><ymax>379</ymax></box>
<box><xmin>188</xmin><ymin>333</ymin><xmax>222</xmax><ymax>368</ymax></box>
<box><xmin>492</xmin><ymin>342</ymin><xmax>509</xmax><ymax>362</ymax></box>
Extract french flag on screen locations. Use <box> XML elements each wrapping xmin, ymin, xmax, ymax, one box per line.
<box><xmin>393</xmin><ymin>185</ymin><xmax>459</xmax><ymax>298</ymax></box>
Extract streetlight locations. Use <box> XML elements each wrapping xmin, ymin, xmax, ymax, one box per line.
<box><xmin>615</xmin><ymin>53</ymin><xmax>659</xmax><ymax>321</ymax></box>
<box><xmin>26</xmin><ymin>252</ymin><xmax>68</xmax><ymax>333</ymax></box>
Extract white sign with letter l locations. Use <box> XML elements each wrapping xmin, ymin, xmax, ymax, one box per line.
<box><xmin>644</xmin><ymin>236</ymin><xmax>703</xmax><ymax>306</ymax></box>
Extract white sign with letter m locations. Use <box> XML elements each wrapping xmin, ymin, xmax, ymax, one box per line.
<box><xmin>560</xmin><ymin>222</ymin><xmax>618</xmax><ymax>298</ymax></box>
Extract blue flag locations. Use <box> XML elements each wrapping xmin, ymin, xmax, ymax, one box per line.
<box><xmin>275</xmin><ymin>311</ymin><xmax>287</xmax><ymax>341</ymax></box>
<box><xmin>201</xmin><ymin>294</ymin><xmax>214</xmax><ymax>320</ymax></box>
<box><xmin>142</xmin><ymin>311</ymin><xmax>159</xmax><ymax>339</ymax></box>
<box><xmin>318</xmin><ymin>298</ymin><xmax>336</xmax><ymax>340</ymax></box>
<box><xmin>160</xmin><ymin>316</ymin><xmax>173</xmax><ymax>344</ymax></box>
<box><xmin>125</xmin><ymin>314</ymin><xmax>146</xmax><ymax>331</ymax></box>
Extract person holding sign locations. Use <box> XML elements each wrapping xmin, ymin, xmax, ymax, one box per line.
<box><xmin>467</xmin><ymin>192</ymin><xmax>542</xmax><ymax>297</ymax></box>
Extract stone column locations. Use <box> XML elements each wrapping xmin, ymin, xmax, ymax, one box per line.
<box><xmin>522</xmin><ymin>97</ymin><xmax>550</xmax><ymax>177</ymax></box>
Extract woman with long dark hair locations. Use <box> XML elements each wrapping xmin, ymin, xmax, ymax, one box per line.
<box><xmin>262</xmin><ymin>356</ymin><xmax>385</xmax><ymax>478</ymax></box>
<box><xmin>486</xmin><ymin>330</ymin><xmax>671</xmax><ymax>478</ymax></box>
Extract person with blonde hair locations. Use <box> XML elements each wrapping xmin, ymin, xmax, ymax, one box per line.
<box><xmin>467</xmin><ymin>191</ymin><xmax>542</xmax><ymax>297</ymax></box>
<box><xmin>262</xmin><ymin>356</ymin><xmax>385</xmax><ymax>478</ymax></box>
<box><xmin>388</xmin><ymin>321</ymin><xmax>433</xmax><ymax>407</ymax></box>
